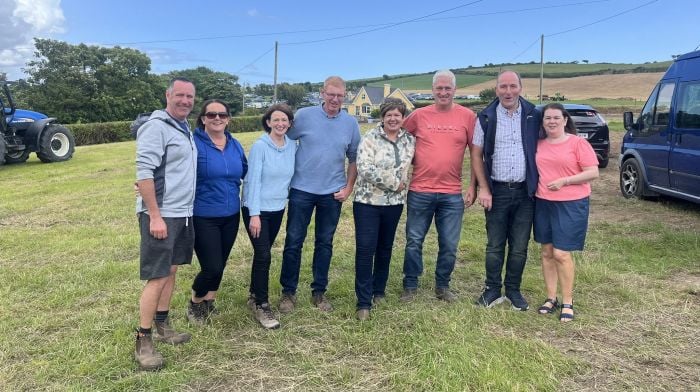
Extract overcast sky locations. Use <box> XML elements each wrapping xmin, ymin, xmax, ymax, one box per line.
<box><xmin>1</xmin><ymin>0</ymin><xmax>698</xmax><ymax>85</ymax></box>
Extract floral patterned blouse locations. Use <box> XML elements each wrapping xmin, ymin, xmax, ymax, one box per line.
<box><xmin>353</xmin><ymin>124</ymin><xmax>415</xmax><ymax>206</ymax></box>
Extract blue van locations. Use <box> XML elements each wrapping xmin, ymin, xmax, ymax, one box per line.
<box><xmin>619</xmin><ymin>50</ymin><xmax>700</xmax><ymax>203</ymax></box>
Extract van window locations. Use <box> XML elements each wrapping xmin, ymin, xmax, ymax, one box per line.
<box><xmin>654</xmin><ymin>83</ymin><xmax>675</xmax><ymax>126</ymax></box>
<box><xmin>676</xmin><ymin>81</ymin><xmax>700</xmax><ymax>129</ymax></box>
<box><xmin>640</xmin><ymin>85</ymin><xmax>659</xmax><ymax>131</ymax></box>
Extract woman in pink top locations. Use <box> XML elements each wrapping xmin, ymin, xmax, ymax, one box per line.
<box><xmin>533</xmin><ymin>103</ymin><xmax>599</xmax><ymax>322</ymax></box>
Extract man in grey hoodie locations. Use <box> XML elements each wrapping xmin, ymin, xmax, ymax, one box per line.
<box><xmin>134</xmin><ymin>77</ymin><xmax>197</xmax><ymax>370</ymax></box>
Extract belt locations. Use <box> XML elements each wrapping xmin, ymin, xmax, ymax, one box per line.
<box><xmin>493</xmin><ymin>181</ymin><xmax>525</xmax><ymax>189</ymax></box>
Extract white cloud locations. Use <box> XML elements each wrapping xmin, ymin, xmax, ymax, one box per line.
<box><xmin>247</xmin><ymin>8</ymin><xmax>258</xmax><ymax>17</ymax></box>
<box><xmin>0</xmin><ymin>0</ymin><xmax>65</xmax><ymax>78</ymax></box>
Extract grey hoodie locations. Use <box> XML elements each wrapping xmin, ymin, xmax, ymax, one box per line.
<box><xmin>135</xmin><ymin>109</ymin><xmax>197</xmax><ymax>217</ymax></box>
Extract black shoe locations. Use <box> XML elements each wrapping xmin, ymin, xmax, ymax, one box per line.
<box><xmin>505</xmin><ymin>291</ymin><xmax>529</xmax><ymax>311</ymax></box>
<box><xmin>475</xmin><ymin>288</ymin><xmax>504</xmax><ymax>308</ymax></box>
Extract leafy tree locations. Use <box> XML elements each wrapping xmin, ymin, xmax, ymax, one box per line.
<box><xmin>479</xmin><ymin>87</ymin><xmax>496</xmax><ymax>101</ymax></box>
<box><xmin>23</xmin><ymin>38</ymin><xmax>162</xmax><ymax>123</ymax></box>
<box><xmin>382</xmin><ymin>74</ymin><xmax>390</xmax><ymax>80</ymax></box>
<box><xmin>253</xmin><ymin>83</ymin><xmax>274</xmax><ymax>97</ymax></box>
<box><xmin>277</xmin><ymin>83</ymin><xmax>306</xmax><ymax>108</ymax></box>
<box><xmin>165</xmin><ymin>67</ymin><xmax>243</xmax><ymax>115</ymax></box>
<box><xmin>370</xmin><ymin>108</ymin><xmax>381</xmax><ymax>119</ymax></box>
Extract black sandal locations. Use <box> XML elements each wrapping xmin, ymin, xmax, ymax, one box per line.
<box><xmin>537</xmin><ymin>298</ymin><xmax>559</xmax><ymax>314</ymax></box>
<box><xmin>559</xmin><ymin>303</ymin><xmax>574</xmax><ymax>322</ymax></box>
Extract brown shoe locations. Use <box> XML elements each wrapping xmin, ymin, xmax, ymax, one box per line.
<box><xmin>356</xmin><ymin>309</ymin><xmax>370</xmax><ymax>321</ymax></box>
<box><xmin>153</xmin><ymin>319</ymin><xmax>191</xmax><ymax>345</ymax></box>
<box><xmin>246</xmin><ymin>293</ymin><xmax>257</xmax><ymax>311</ymax></box>
<box><xmin>372</xmin><ymin>295</ymin><xmax>386</xmax><ymax>306</ymax></box>
<box><xmin>135</xmin><ymin>331</ymin><xmax>164</xmax><ymax>371</ymax></box>
<box><xmin>311</xmin><ymin>293</ymin><xmax>333</xmax><ymax>312</ymax></box>
<box><xmin>400</xmin><ymin>288</ymin><xmax>417</xmax><ymax>302</ymax></box>
<box><xmin>435</xmin><ymin>287</ymin><xmax>457</xmax><ymax>303</ymax></box>
<box><xmin>278</xmin><ymin>293</ymin><xmax>297</xmax><ymax>314</ymax></box>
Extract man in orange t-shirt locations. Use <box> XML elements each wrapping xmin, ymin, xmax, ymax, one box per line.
<box><xmin>400</xmin><ymin>69</ymin><xmax>476</xmax><ymax>302</ymax></box>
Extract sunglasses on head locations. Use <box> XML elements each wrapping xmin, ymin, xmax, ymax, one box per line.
<box><xmin>204</xmin><ymin>112</ymin><xmax>230</xmax><ymax>120</ymax></box>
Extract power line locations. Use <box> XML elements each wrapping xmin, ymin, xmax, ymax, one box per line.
<box><xmin>507</xmin><ymin>0</ymin><xmax>658</xmax><ymax>62</ymax></box>
<box><xmin>236</xmin><ymin>47</ymin><xmax>274</xmax><ymax>74</ymax></box>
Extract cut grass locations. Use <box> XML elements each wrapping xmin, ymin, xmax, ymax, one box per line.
<box><xmin>0</xmin><ymin>132</ymin><xmax>698</xmax><ymax>391</ymax></box>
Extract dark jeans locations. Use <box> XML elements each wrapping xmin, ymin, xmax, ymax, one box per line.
<box><xmin>192</xmin><ymin>214</ymin><xmax>239</xmax><ymax>298</ymax></box>
<box><xmin>483</xmin><ymin>183</ymin><xmax>534</xmax><ymax>293</ymax></box>
<box><xmin>403</xmin><ymin>191</ymin><xmax>465</xmax><ymax>289</ymax></box>
<box><xmin>280</xmin><ymin>188</ymin><xmax>342</xmax><ymax>295</ymax></box>
<box><xmin>242</xmin><ymin>207</ymin><xmax>285</xmax><ymax>305</ymax></box>
<box><xmin>353</xmin><ymin>202</ymin><xmax>403</xmax><ymax>310</ymax></box>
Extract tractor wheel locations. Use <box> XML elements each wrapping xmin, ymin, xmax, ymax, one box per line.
<box><xmin>0</xmin><ymin>137</ymin><xmax>6</xmax><ymax>166</ymax></box>
<box><xmin>37</xmin><ymin>124</ymin><xmax>75</xmax><ymax>163</ymax></box>
<box><xmin>4</xmin><ymin>148</ymin><xmax>30</xmax><ymax>164</ymax></box>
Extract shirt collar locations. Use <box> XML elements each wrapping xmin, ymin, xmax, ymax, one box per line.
<box><xmin>497</xmin><ymin>100</ymin><xmax>521</xmax><ymax>117</ymax></box>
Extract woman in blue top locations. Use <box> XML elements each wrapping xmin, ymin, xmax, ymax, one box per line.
<box><xmin>242</xmin><ymin>103</ymin><xmax>296</xmax><ymax>329</ymax></box>
<box><xmin>187</xmin><ymin>99</ymin><xmax>248</xmax><ymax>325</ymax></box>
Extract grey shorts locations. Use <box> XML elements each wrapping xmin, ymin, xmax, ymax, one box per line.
<box><xmin>139</xmin><ymin>213</ymin><xmax>194</xmax><ymax>280</ymax></box>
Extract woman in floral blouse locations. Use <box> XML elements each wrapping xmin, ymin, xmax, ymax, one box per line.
<box><xmin>353</xmin><ymin>98</ymin><xmax>415</xmax><ymax>320</ymax></box>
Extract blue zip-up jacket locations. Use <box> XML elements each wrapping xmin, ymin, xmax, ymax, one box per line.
<box><xmin>136</xmin><ymin>109</ymin><xmax>197</xmax><ymax>217</ymax></box>
<box><xmin>242</xmin><ymin>133</ymin><xmax>296</xmax><ymax>216</ymax></box>
<box><xmin>193</xmin><ymin>127</ymin><xmax>248</xmax><ymax>217</ymax></box>
<box><xmin>477</xmin><ymin>97</ymin><xmax>542</xmax><ymax>197</ymax></box>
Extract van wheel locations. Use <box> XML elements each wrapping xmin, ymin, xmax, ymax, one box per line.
<box><xmin>620</xmin><ymin>158</ymin><xmax>644</xmax><ymax>198</ymax></box>
<box><xmin>598</xmin><ymin>157</ymin><xmax>609</xmax><ymax>169</ymax></box>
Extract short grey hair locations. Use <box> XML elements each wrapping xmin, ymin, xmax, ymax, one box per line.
<box><xmin>496</xmin><ymin>70</ymin><xmax>522</xmax><ymax>87</ymax></box>
<box><xmin>432</xmin><ymin>70</ymin><xmax>456</xmax><ymax>88</ymax></box>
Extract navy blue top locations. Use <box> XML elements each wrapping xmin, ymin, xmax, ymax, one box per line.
<box><xmin>193</xmin><ymin>127</ymin><xmax>248</xmax><ymax>217</ymax></box>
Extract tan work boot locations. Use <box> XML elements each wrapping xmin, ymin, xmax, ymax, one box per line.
<box><xmin>311</xmin><ymin>293</ymin><xmax>333</xmax><ymax>312</ymax></box>
<box><xmin>254</xmin><ymin>303</ymin><xmax>280</xmax><ymax>329</ymax></box>
<box><xmin>153</xmin><ymin>318</ymin><xmax>191</xmax><ymax>345</ymax></box>
<box><xmin>135</xmin><ymin>331</ymin><xmax>164</xmax><ymax>371</ymax></box>
<box><xmin>278</xmin><ymin>293</ymin><xmax>296</xmax><ymax>314</ymax></box>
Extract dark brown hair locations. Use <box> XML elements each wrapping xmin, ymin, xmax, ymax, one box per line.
<box><xmin>380</xmin><ymin>98</ymin><xmax>408</xmax><ymax>118</ymax></box>
<box><xmin>261</xmin><ymin>103</ymin><xmax>294</xmax><ymax>133</ymax></box>
<box><xmin>541</xmin><ymin>103</ymin><xmax>577</xmax><ymax>135</ymax></box>
<box><xmin>196</xmin><ymin>99</ymin><xmax>231</xmax><ymax>129</ymax></box>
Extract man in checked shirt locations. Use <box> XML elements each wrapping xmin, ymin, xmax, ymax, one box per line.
<box><xmin>470</xmin><ymin>70</ymin><xmax>543</xmax><ymax>311</ymax></box>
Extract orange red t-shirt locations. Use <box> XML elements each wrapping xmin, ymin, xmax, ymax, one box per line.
<box><xmin>403</xmin><ymin>104</ymin><xmax>475</xmax><ymax>194</ymax></box>
<box><xmin>535</xmin><ymin>135</ymin><xmax>598</xmax><ymax>201</ymax></box>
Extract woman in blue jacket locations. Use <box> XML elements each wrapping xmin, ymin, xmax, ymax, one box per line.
<box><xmin>242</xmin><ymin>103</ymin><xmax>296</xmax><ymax>329</ymax></box>
<box><xmin>187</xmin><ymin>99</ymin><xmax>247</xmax><ymax>325</ymax></box>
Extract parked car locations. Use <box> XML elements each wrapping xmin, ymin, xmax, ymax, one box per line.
<box><xmin>537</xmin><ymin>103</ymin><xmax>610</xmax><ymax>168</ymax></box>
<box><xmin>619</xmin><ymin>49</ymin><xmax>700</xmax><ymax>204</ymax></box>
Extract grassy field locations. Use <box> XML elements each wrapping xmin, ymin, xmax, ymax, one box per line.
<box><xmin>367</xmin><ymin>74</ymin><xmax>493</xmax><ymax>90</ymax></box>
<box><xmin>1</xmin><ymin>129</ymin><xmax>698</xmax><ymax>391</ymax></box>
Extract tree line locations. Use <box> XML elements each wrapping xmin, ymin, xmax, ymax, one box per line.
<box><xmin>4</xmin><ymin>39</ymin><xmax>315</xmax><ymax>124</ymax></box>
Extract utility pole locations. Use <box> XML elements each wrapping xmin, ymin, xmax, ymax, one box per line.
<box><xmin>273</xmin><ymin>41</ymin><xmax>278</xmax><ymax>103</ymax></box>
<box><xmin>539</xmin><ymin>34</ymin><xmax>544</xmax><ymax>105</ymax></box>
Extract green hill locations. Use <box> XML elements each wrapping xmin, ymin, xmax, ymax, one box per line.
<box><xmin>358</xmin><ymin>60</ymin><xmax>673</xmax><ymax>90</ymax></box>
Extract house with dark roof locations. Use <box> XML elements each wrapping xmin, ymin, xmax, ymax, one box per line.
<box><xmin>344</xmin><ymin>83</ymin><xmax>414</xmax><ymax>121</ymax></box>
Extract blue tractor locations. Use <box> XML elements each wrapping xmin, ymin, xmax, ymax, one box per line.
<box><xmin>0</xmin><ymin>82</ymin><xmax>75</xmax><ymax>165</ymax></box>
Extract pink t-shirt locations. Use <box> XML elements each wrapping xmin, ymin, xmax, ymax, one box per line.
<box><xmin>404</xmin><ymin>104</ymin><xmax>475</xmax><ymax>194</ymax></box>
<box><xmin>535</xmin><ymin>135</ymin><xmax>598</xmax><ymax>201</ymax></box>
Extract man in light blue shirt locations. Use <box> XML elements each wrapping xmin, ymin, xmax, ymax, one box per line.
<box><xmin>278</xmin><ymin>76</ymin><xmax>361</xmax><ymax>313</ymax></box>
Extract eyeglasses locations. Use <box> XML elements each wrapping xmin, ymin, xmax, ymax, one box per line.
<box><xmin>204</xmin><ymin>112</ymin><xmax>230</xmax><ymax>120</ymax></box>
<box><xmin>324</xmin><ymin>92</ymin><xmax>345</xmax><ymax>100</ymax></box>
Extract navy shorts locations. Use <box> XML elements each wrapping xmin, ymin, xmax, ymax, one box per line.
<box><xmin>533</xmin><ymin>197</ymin><xmax>589</xmax><ymax>251</ymax></box>
<box><xmin>139</xmin><ymin>213</ymin><xmax>194</xmax><ymax>280</ymax></box>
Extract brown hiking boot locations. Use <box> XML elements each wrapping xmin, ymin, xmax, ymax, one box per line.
<box><xmin>187</xmin><ymin>300</ymin><xmax>208</xmax><ymax>326</ymax></box>
<box><xmin>400</xmin><ymin>288</ymin><xmax>417</xmax><ymax>302</ymax></box>
<box><xmin>135</xmin><ymin>331</ymin><xmax>164</xmax><ymax>371</ymax></box>
<box><xmin>311</xmin><ymin>293</ymin><xmax>333</xmax><ymax>312</ymax></box>
<box><xmin>356</xmin><ymin>309</ymin><xmax>370</xmax><ymax>321</ymax></box>
<box><xmin>153</xmin><ymin>319</ymin><xmax>191</xmax><ymax>345</ymax></box>
<box><xmin>278</xmin><ymin>293</ymin><xmax>296</xmax><ymax>314</ymax></box>
<box><xmin>435</xmin><ymin>287</ymin><xmax>457</xmax><ymax>303</ymax></box>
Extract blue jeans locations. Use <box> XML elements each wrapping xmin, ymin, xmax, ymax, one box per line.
<box><xmin>483</xmin><ymin>183</ymin><xmax>534</xmax><ymax>293</ymax></box>
<box><xmin>403</xmin><ymin>191</ymin><xmax>465</xmax><ymax>289</ymax></box>
<box><xmin>353</xmin><ymin>202</ymin><xmax>403</xmax><ymax>310</ymax></box>
<box><xmin>280</xmin><ymin>188</ymin><xmax>342</xmax><ymax>295</ymax></box>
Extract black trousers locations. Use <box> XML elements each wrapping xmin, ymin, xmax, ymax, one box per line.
<box><xmin>191</xmin><ymin>214</ymin><xmax>240</xmax><ymax>298</ymax></box>
<box><xmin>242</xmin><ymin>207</ymin><xmax>285</xmax><ymax>305</ymax></box>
